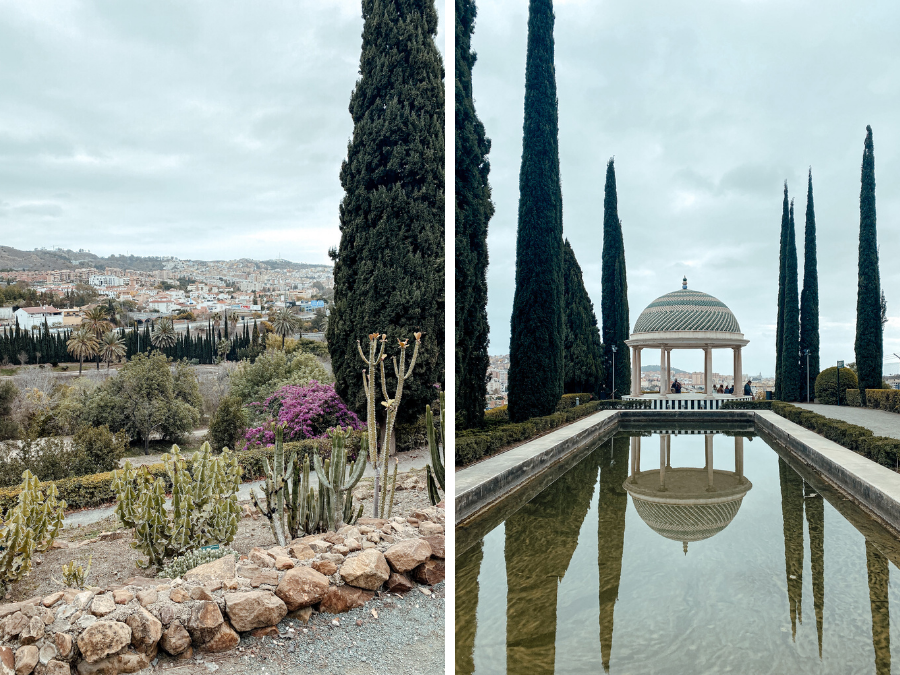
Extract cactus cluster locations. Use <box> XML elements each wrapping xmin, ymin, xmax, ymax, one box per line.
<box><xmin>0</xmin><ymin>470</ymin><xmax>67</xmax><ymax>593</ymax></box>
<box><xmin>112</xmin><ymin>442</ymin><xmax>241</xmax><ymax>568</ymax></box>
<box><xmin>158</xmin><ymin>546</ymin><xmax>237</xmax><ymax>580</ymax></box>
<box><xmin>251</xmin><ymin>424</ymin><xmax>365</xmax><ymax>547</ymax></box>
<box><xmin>357</xmin><ymin>332</ymin><xmax>421</xmax><ymax>518</ymax></box>
<box><xmin>425</xmin><ymin>391</ymin><xmax>445</xmax><ymax>506</ymax></box>
<box><xmin>60</xmin><ymin>555</ymin><xmax>92</xmax><ymax>589</ymax></box>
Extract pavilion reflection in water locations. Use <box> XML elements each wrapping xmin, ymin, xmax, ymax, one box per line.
<box><xmin>455</xmin><ymin>432</ymin><xmax>894</xmax><ymax>675</ymax></box>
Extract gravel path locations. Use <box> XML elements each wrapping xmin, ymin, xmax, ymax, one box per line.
<box><xmin>794</xmin><ymin>403</ymin><xmax>900</xmax><ymax>439</ymax></box>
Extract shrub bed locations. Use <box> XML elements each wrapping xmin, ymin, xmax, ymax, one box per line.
<box><xmin>721</xmin><ymin>400</ymin><xmax>773</xmax><ymax>410</ymax></box>
<box><xmin>556</xmin><ymin>393</ymin><xmax>594</xmax><ymax>411</ymax></box>
<box><xmin>772</xmin><ymin>402</ymin><xmax>900</xmax><ymax>471</ymax></box>
<box><xmin>861</xmin><ymin>388</ymin><xmax>900</xmax><ymax>413</ymax></box>
<box><xmin>846</xmin><ymin>389</ymin><xmax>861</xmax><ymax>407</ymax></box>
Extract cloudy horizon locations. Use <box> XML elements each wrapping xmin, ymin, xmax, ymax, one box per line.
<box><xmin>0</xmin><ymin>0</ymin><xmax>444</xmax><ymax>265</ymax></box>
<box><xmin>473</xmin><ymin>0</ymin><xmax>900</xmax><ymax>378</ymax></box>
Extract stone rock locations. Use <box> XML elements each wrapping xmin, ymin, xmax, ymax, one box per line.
<box><xmin>185</xmin><ymin>555</ymin><xmax>236</xmax><ymax>583</ymax></box>
<box><xmin>413</xmin><ymin>559</ymin><xmax>445</xmax><ymax>586</ymax></box>
<box><xmin>89</xmin><ymin>595</ymin><xmax>115</xmax><ymax>618</ymax></box>
<box><xmin>44</xmin><ymin>661</ymin><xmax>69</xmax><ymax>675</ymax></box>
<box><xmin>322</xmin><ymin>532</ymin><xmax>344</xmax><ymax>545</ymax></box>
<box><xmin>168</xmin><ymin>587</ymin><xmax>190</xmax><ymax>603</ymax></box>
<box><xmin>41</xmin><ymin>593</ymin><xmax>64</xmax><ymax>609</ymax></box>
<box><xmin>54</xmin><ymin>633</ymin><xmax>74</xmax><ymax>661</ymax></box>
<box><xmin>386</xmin><ymin>572</ymin><xmax>416</xmax><ymax>593</ymax></box>
<box><xmin>311</xmin><ymin>560</ymin><xmax>338</xmax><ymax>577</ymax></box>
<box><xmin>361</xmin><ymin>540</ymin><xmax>376</xmax><ymax>550</ymax></box>
<box><xmin>249</xmin><ymin>570</ymin><xmax>279</xmax><ymax>588</ymax></box>
<box><xmin>319</xmin><ymin>586</ymin><xmax>374</xmax><ymax>614</ymax></box>
<box><xmin>275</xmin><ymin>567</ymin><xmax>329</xmax><ymax>611</ymax></box>
<box><xmin>198</xmin><ymin>621</ymin><xmax>239</xmax><ymax>653</ymax></box>
<box><xmin>19</xmin><ymin>617</ymin><xmax>44</xmax><ymax>645</ymax></box>
<box><xmin>248</xmin><ymin>548</ymin><xmax>275</xmax><ymax>568</ymax></box>
<box><xmin>365</xmin><ymin>532</ymin><xmax>381</xmax><ymax>543</ymax></box>
<box><xmin>76</xmin><ymin>621</ymin><xmax>132</xmax><ymax>664</ymax></box>
<box><xmin>38</xmin><ymin>643</ymin><xmax>56</xmax><ymax>665</ymax></box>
<box><xmin>289</xmin><ymin>607</ymin><xmax>313</xmax><ymax>624</ymax></box>
<box><xmin>186</xmin><ymin>601</ymin><xmax>223</xmax><ymax>645</ymax></box>
<box><xmin>237</xmin><ymin>564</ymin><xmax>260</xmax><ymax>579</ymax></box>
<box><xmin>356</xmin><ymin>518</ymin><xmax>388</xmax><ymax>528</ymax></box>
<box><xmin>135</xmin><ymin>590</ymin><xmax>156</xmax><ymax>608</ymax></box>
<box><xmin>267</xmin><ymin>546</ymin><xmax>289</xmax><ymax>558</ymax></box>
<box><xmin>321</xmin><ymin>552</ymin><xmax>344</xmax><ymax>563</ymax></box>
<box><xmin>75</xmin><ymin>650</ymin><xmax>149</xmax><ymax>675</ymax></box>
<box><xmin>121</xmin><ymin>577</ymin><xmax>158</xmax><ymax>589</ymax></box>
<box><xmin>332</xmin><ymin>545</ymin><xmax>350</xmax><ymax>556</ymax></box>
<box><xmin>346</xmin><ymin>539</ymin><xmax>362</xmax><ymax>552</ymax></box>
<box><xmin>274</xmin><ymin>556</ymin><xmax>294</xmax><ymax>571</ymax></box>
<box><xmin>384</xmin><ymin>539</ymin><xmax>432</xmax><ymax>573</ymax></box>
<box><xmin>250</xmin><ymin>626</ymin><xmax>278</xmax><ymax>638</ymax></box>
<box><xmin>419</xmin><ymin>521</ymin><xmax>444</xmax><ymax>536</ymax></box>
<box><xmin>0</xmin><ymin>604</ymin><xmax>21</xmax><ymax>621</ymax></box>
<box><xmin>0</xmin><ymin>646</ymin><xmax>13</xmax><ymax>675</ymax></box>
<box><xmin>204</xmin><ymin>579</ymin><xmax>224</xmax><ymax>592</ymax></box>
<box><xmin>111</xmin><ymin>590</ymin><xmax>132</xmax><ymax>605</ymax></box>
<box><xmin>125</xmin><ymin>607</ymin><xmax>162</xmax><ymax>655</ymax></box>
<box><xmin>74</xmin><ymin>614</ymin><xmax>97</xmax><ymax>632</ymax></box>
<box><xmin>71</xmin><ymin>592</ymin><xmax>93</xmax><ymax>611</ymax></box>
<box><xmin>175</xmin><ymin>646</ymin><xmax>193</xmax><ymax>661</ymax></box>
<box><xmin>189</xmin><ymin>586</ymin><xmax>214</xmax><ymax>602</ymax></box>
<box><xmin>339</xmin><ymin>550</ymin><xmax>390</xmax><ymax>591</ymax></box>
<box><xmin>159</xmin><ymin>622</ymin><xmax>191</xmax><ymax>656</ymax></box>
<box><xmin>287</xmin><ymin>544</ymin><xmax>314</xmax><ymax>561</ymax></box>
<box><xmin>2</xmin><ymin>612</ymin><xmax>28</xmax><ymax>640</ymax></box>
<box><xmin>423</xmin><ymin>535</ymin><xmax>445</xmax><ymax>559</ymax></box>
<box><xmin>223</xmin><ymin>592</ymin><xmax>287</xmax><ymax>632</ymax></box>
<box><xmin>14</xmin><ymin>645</ymin><xmax>38</xmax><ymax>675</ymax></box>
<box><xmin>306</xmin><ymin>540</ymin><xmax>331</xmax><ymax>554</ymax></box>
<box><xmin>157</xmin><ymin>605</ymin><xmax>175</xmax><ymax>626</ymax></box>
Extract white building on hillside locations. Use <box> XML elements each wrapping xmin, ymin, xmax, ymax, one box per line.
<box><xmin>14</xmin><ymin>306</ymin><xmax>64</xmax><ymax>330</ymax></box>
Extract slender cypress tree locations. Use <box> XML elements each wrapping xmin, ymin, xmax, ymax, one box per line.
<box><xmin>507</xmin><ymin>0</ymin><xmax>564</xmax><ymax>422</ymax></box>
<box><xmin>455</xmin><ymin>0</ymin><xmax>494</xmax><ymax>429</ymax></box>
<box><xmin>326</xmin><ymin>0</ymin><xmax>445</xmax><ymax>420</ymax></box>
<box><xmin>562</xmin><ymin>240</ymin><xmax>604</xmax><ymax>395</ymax></box>
<box><xmin>799</xmin><ymin>169</ymin><xmax>820</xmax><ymax>402</ymax></box>
<box><xmin>855</xmin><ymin>125</ymin><xmax>882</xmax><ymax>404</ymax></box>
<box><xmin>600</xmin><ymin>159</ymin><xmax>630</xmax><ymax>398</ymax></box>
<box><xmin>781</xmin><ymin>200</ymin><xmax>801</xmax><ymax>400</ymax></box>
<box><xmin>775</xmin><ymin>183</ymin><xmax>789</xmax><ymax>399</ymax></box>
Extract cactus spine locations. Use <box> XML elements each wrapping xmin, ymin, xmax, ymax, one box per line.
<box><xmin>426</xmin><ymin>391</ymin><xmax>445</xmax><ymax>505</ymax></box>
<box><xmin>313</xmin><ymin>426</ymin><xmax>367</xmax><ymax>531</ymax></box>
<box><xmin>357</xmin><ymin>332</ymin><xmax>421</xmax><ymax>518</ymax></box>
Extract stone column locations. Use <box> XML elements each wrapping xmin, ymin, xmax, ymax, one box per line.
<box><xmin>735</xmin><ymin>436</ymin><xmax>744</xmax><ymax>481</ymax></box>
<box><xmin>704</xmin><ymin>347</ymin><xmax>713</xmax><ymax>399</ymax></box>
<box><xmin>635</xmin><ymin>435</ymin><xmax>641</xmax><ymax>474</ymax></box>
<box><xmin>666</xmin><ymin>434</ymin><xmax>672</xmax><ymax>468</ymax></box>
<box><xmin>659</xmin><ymin>346</ymin><xmax>667</xmax><ymax>397</ymax></box>
<box><xmin>735</xmin><ymin>347</ymin><xmax>743</xmax><ymax>397</ymax></box>
<box><xmin>630</xmin><ymin>436</ymin><xmax>637</xmax><ymax>480</ymax></box>
<box><xmin>666</xmin><ymin>348</ymin><xmax>673</xmax><ymax>396</ymax></box>
<box><xmin>635</xmin><ymin>347</ymin><xmax>642</xmax><ymax>396</ymax></box>
<box><xmin>659</xmin><ymin>435</ymin><xmax>667</xmax><ymax>491</ymax></box>
<box><xmin>705</xmin><ymin>434</ymin><xmax>715</xmax><ymax>491</ymax></box>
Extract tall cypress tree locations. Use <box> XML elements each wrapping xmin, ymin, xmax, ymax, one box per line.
<box><xmin>600</xmin><ymin>159</ymin><xmax>630</xmax><ymax>398</ymax></box>
<box><xmin>507</xmin><ymin>0</ymin><xmax>564</xmax><ymax>422</ymax></box>
<box><xmin>781</xmin><ymin>200</ymin><xmax>801</xmax><ymax>400</ymax></box>
<box><xmin>326</xmin><ymin>0</ymin><xmax>445</xmax><ymax>420</ymax></box>
<box><xmin>855</xmin><ymin>125</ymin><xmax>882</xmax><ymax>404</ymax></box>
<box><xmin>775</xmin><ymin>183</ymin><xmax>789</xmax><ymax>399</ymax></box>
<box><xmin>799</xmin><ymin>169</ymin><xmax>820</xmax><ymax>402</ymax></box>
<box><xmin>562</xmin><ymin>240</ymin><xmax>604</xmax><ymax>395</ymax></box>
<box><xmin>455</xmin><ymin>0</ymin><xmax>494</xmax><ymax>429</ymax></box>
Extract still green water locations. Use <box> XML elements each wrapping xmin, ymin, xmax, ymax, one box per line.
<box><xmin>456</xmin><ymin>430</ymin><xmax>900</xmax><ymax>674</ymax></box>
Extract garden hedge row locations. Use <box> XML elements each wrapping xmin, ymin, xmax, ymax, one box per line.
<box><xmin>721</xmin><ymin>400</ymin><xmax>773</xmax><ymax>410</ymax></box>
<box><xmin>772</xmin><ymin>402</ymin><xmax>900</xmax><ymax>471</ymax></box>
<box><xmin>846</xmin><ymin>389</ymin><xmax>861</xmax><ymax>407</ymax></box>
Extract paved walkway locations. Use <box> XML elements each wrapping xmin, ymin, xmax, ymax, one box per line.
<box><xmin>795</xmin><ymin>403</ymin><xmax>900</xmax><ymax>440</ymax></box>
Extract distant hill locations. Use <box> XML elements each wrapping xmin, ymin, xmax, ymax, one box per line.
<box><xmin>0</xmin><ymin>246</ymin><xmax>79</xmax><ymax>271</ymax></box>
<box><xmin>641</xmin><ymin>364</ymin><xmax>689</xmax><ymax>375</ymax></box>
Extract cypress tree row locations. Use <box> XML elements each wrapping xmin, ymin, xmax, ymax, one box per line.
<box><xmin>507</xmin><ymin>0</ymin><xmax>564</xmax><ymax>422</ymax></box>
<box><xmin>855</xmin><ymin>125</ymin><xmax>882</xmax><ymax>403</ymax></box>
<box><xmin>326</xmin><ymin>0</ymin><xmax>445</xmax><ymax>421</ymax></box>
<box><xmin>799</xmin><ymin>169</ymin><xmax>820</xmax><ymax>402</ymax></box>
<box><xmin>774</xmin><ymin>183</ymin><xmax>789</xmax><ymax>400</ymax></box>
<box><xmin>781</xmin><ymin>200</ymin><xmax>801</xmax><ymax>400</ymax></box>
<box><xmin>600</xmin><ymin>159</ymin><xmax>630</xmax><ymax>398</ymax></box>
<box><xmin>455</xmin><ymin>0</ymin><xmax>494</xmax><ymax>429</ymax></box>
<box><xmin>562</xmin><ymin>240</ymin><xmax>604</xmax><ymax>395</ymax></box>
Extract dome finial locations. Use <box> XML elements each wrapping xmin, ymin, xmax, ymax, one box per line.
<box><xmin>683</xmin><ymin>541</ymin><xmax>688</xmax><ymax>555</ymax></box>
<box><xmin>682</xmin><ymin>276</ymin><xmax>688</xmax><ymax>290</ymax></box>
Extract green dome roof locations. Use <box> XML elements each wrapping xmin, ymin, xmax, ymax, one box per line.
<box><xmin>633</xmin><ymin>286</ymin><xmax>740</xmax><ymax>333</ymax></box>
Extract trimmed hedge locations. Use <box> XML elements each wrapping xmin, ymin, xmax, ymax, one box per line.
<box><xmin>556</xmin><ymin>393</ymin><xmax>594</xmax><ymax>411</ymax></box>
<box><xmin>846</xmin><ymin>389</ymin><xmax>861</xmax><ymax>407</ymax></box>
<box><xmin>456</xmin><ymin>401</ymin><xmax>604</xmax><ymax>466</ymax></box>
<box><xmin>860</xmin><ymin>388</ymin><xmax>900</xmax><ymax>413</ymax></box>
<box><xmin>814</xmin><ymin>366</ymin><xmax>857</xmax><ymax>405</ymax></box>
<box><xmin>772</xmin><ymin>402</ymin><xmax>900</xmax><ymax>471</ymax></box>
<box><xmin>721</xmin><ymin>400</ymin><xmax>773</xmax><ymax>410</ymax></box>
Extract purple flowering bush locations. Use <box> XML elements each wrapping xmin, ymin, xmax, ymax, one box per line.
<box><xmin>243</xmin><ymin>381</ymin><xmax>363</xmax><ymax>449</ymax></box>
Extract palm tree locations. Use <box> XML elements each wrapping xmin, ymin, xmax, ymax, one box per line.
<box><xmin>67</xmin><ymin>327</ymin><xmax>99</xmax><ymax>376</ymax></box>
<box><xmin>99</xmin><ymin>330</ymin><xmax>126</xmax><ymax>369</ymax></box>
<box><xmin>271</xmin><ymin>307</ymin><xmax>300</xmax><ymax>349</ymax></box>
<box><xmin>82</xmin><ymin>306</ymin><xmax>113</xmax><ymax>369</ymax></box>
<box><xmin>151</xmin><ymin>317</ymin><xmax>177</xmax><ymax>350</ymax></box>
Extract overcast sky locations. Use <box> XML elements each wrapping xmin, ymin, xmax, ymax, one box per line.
<box><xmin>0</xmin><ymin>0</ymin><xmax>443</xmax><ymax>264</ymax></box>
<box><xmin>473</xmin><ymin>0</ymin><xmax>900</xmax><ymax>378</ymax></box>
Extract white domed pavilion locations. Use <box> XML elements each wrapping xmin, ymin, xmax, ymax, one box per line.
<box><xmin>624</xmin><ymin>277</ymin><xmax>751</xmax><ymax>409</ymax></box>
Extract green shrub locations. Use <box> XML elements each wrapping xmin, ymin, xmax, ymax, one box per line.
<box><xmin>556</xmin><ymin>393</ymin><xmax>594</xmax><ymax>411</ymax></box>
<box><xmin>863</xmin><ymin>389</ymin><xmax>900</xmax><ymax>413</ymax></box>
<box><xmin>846</xmin><ymin>389</ymin><xmax>861</xmax><ymax>407</ymax></box>
<box><xmin>814</xmin><ymin>366</ymin><xmax>857</xmax><ymax>405</ymax></box>
<box><xmin>70</xmin><ymin>425</ymin><xmax>129</xmax><ymax>477</ymax></box>
<box><xmin>207</xmin><ymin>397</ymin><xmax>247</xmax><ymax>452</ymax></box>
<box><xmin>721</xmin><ymin>400</ymin><xmax>773</xmax><ymax>410</ymax></box>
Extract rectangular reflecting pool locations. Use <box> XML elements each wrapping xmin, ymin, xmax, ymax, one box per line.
<box><xmin>456</xmin><ymin>428</ymin><xmax>900</xmax><ymax>674</ymax></box>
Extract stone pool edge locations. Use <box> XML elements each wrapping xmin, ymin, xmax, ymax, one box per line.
<box><xmin>455</xmin><ymin>409</ymin><xmax>900</xmax><ymax>535</ymax></box>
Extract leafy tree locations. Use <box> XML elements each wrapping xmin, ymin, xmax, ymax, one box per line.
<box><xmin>207</xmin><ymin>396</ymin><xmax>247</xmax><ymax>452</ymax></box>
<box><xmin>455</xmin><ymin>0</ymin><xmax>494</xmax><ymax>430</ymax></box>
<box><xmin>229</xmin><ymin>350</ymin><xmax>331</xmax><ymax>411</ymax></box>
<box><xmin>67</xmin><ymin>327</ymin><xmax>99</xmax><ymax>376</ymax></box>
<box><xmin>99</xmin><ymin>330</ymin><xmax>126</xmax><ymax>369</ymax></box>
<box><xmin>562</xmin><ymin>240</ymin><xmax>604</xmax><ymax>395</ymax></box>
<box><xmin>780</xmin><ymin>200</ymin><xmax>801</xmax><ymax>400</ymax></box>
<box><xmin>600</xmin><ymin>159</ymin><xmax>631</xmax><ymax>398</ymax></box>
<box><xmin>855</xmin><ymin>125</ymin><xmax>882</xmax><ymax>403</ymax></box>
<box><xmin>508</xmin><ymin>0</ymin><xmax>564</xmax><ymax>422</ymax></box>
<box><xmin>271</xmin><ymin>307</ymin><xmax>300</xmax><ymax>349</ymax></box>
<box><xmin>775</xmin><ymin>183</ymin><xmax>789</xmax><ymax>400</ymax></box>
<box><xmin>799</xmin><ymin>169</ymin><xmax>820</xmax><ymax>402</ymax></box>
<box><xmin>326</xmin><ymin>0</ymin><xmax>445</xmax><ymax>424</ymax></box>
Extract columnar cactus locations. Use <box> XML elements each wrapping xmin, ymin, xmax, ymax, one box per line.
<box><xmin>425</xmin><ymin>391</ymin><xmax>445</xmax><ymax>506</ymax></box>
<box><xmin>250</xmin><ymin>425</ymin><xmax>294</xmax><ymax>546</ymax></box>
<box><xmin>313</xmin><ymin>426</ymin><xmax>367</xmax><ymax>531</ymax></box>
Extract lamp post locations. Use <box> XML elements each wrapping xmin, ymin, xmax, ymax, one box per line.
<box><xmin>802</xmin><ymin>349</ymin><xmax>810</xmax><ymax>403</ymax></box>
<box><xmin>611</xmin><ymin>345</ymin><xmax>617</xmax><ymax>400</ymax></box>
<box><xmin>837</xmin><ymin>360</ymin><xmax>844</xmax><ymax>406</ymax></box>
